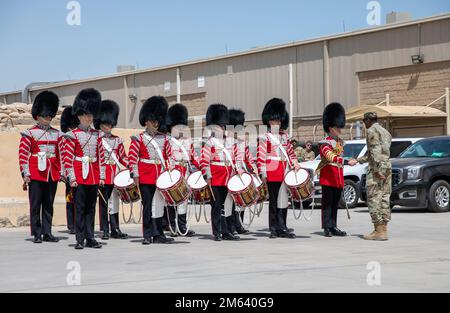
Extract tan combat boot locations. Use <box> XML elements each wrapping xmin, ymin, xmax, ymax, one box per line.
<box><xmin>363</xmin><ymin>224</ymin><xmax>387</xmax><ymax>241</ymax></box>
<box><xmin>379</xmin><ymin>223</ymin><xmax>389</xmax><ymax>241</ymax></box>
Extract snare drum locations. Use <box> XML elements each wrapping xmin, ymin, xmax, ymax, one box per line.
<box><xmin>227</xmin><ymin>173</ymin><xmax>259</xmax><ymax>208</ymax></box>
<box><xmin>284</xmin><ymin>169</ymin><xmax>313</xmax><ymax>202</ymax></box>
<box><xmin>253</xmin><ymin>175</ymin><xmax>268</xmax><ymax>204</ymax></box>
<box><xmin>187</xmin><ymin>171</ymin><xmax>211</xmax><ymax>204</ymax></box>
<box><xmin>114</xmin><ymin>170</ymin><xmax>141</xmax><ymax>204</ymax></box>
<box><xmin>156</xmin><ymin>169</ymin><xmax>191</xmax><ymax>206</ymax></box>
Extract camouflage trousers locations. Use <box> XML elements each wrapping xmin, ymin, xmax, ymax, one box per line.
<box><xmin>366</xmin><ymin>168</ymin><xmax>392</xmax><ymax>225</ymax></box>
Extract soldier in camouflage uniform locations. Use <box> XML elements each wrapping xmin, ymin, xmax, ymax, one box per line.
<box><xmin>355</xmin><ymin>112</ymin><xmax>392</xmax><ymax>241</ymax></box>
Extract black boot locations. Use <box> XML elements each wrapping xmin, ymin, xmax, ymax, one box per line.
<box><xmin>222</xmin><ymin>233</ymin><xmax>240</xmax><ymax>241</ymax></box>
<box><xmin>43</xmin><ymin>234</ymin><xmax>59</xmax><ymax>243</ymax></box>
<box><xmin>86</xmin><ymin>239</ymin><xmax>102</xmax><ymax>249</ymax></box>
<box><xmin>142</xmin><ymin>238</ymin><xmax>152</xmax><ymax>245</ymax></box>
<box><xmin>153</xmin><ymin>235</ymin><xmax>174</xmax><ymax>244</ymax></box>
<box><xmin>75</xmin><ymin>242</ymin><xmax>84</xmax><ymax>250</ymax></box>
<box><xmin>33</xmin><ymin>235</ymin><xmax>42</xmax><ymax>244</ymax></box>
<box><xmin>214</xmin><ymin>235</ymin><xmax>222</xmax><ymax>242</ymax></box>
<box><xmin>111</xmin><ymin>229</ymin><xmax>128</xmax><ymax>239</ymax></box>
<box><xmin>324</xmin><ymin>228</ymin><xmax>333</xmax><ymax>237</ymax></box>
<box><xmin>101</xmin><ymin>231</ymin><xmax>110</xmax><ymax>240</ymax></box>
<box><xmin>331</xmin><ymin>227</ymin><xmax>347</xmax><ymax>237</ymax></box>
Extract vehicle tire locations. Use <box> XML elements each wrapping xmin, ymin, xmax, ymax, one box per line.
<box><xmin>428</xmin><ymin>180</ymin><xmax>450</xmax><ymax>213</ymax></box>
<box><xmin>340</xmin><ymin>180</ymin><xmax>359</xmax><ymax>209</ymax></box>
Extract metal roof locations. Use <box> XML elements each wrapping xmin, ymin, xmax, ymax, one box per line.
<box><xmin>2</xmin><ymin>13</ymin><xmax>449</xmax><ymax>95</ymax></box>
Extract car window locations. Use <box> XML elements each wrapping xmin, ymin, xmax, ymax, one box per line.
<box><xmin>344</xmin><ymin>144</ymin><xmax>365</xmax><ymax>159</ymax></box>
<box><xmin>401</xmin><ymin>139</ymin><xmax>450</xmax><ymax>158</ymax></box>
<box><xmin>391</xmin><ymin>141</ymin><xmax>412</xmax><ymax>158</ymax></box>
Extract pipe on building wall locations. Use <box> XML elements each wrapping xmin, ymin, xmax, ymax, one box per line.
<box><xmin>177</xmin><ymin>68</ymin><xmax>181</xmax><ymax>103</ymax></box>
<box><xmin>289</xmin><ymin>63</ymin><xmax>294</xmax><ymax>138</ymax></box>
<box><xmin>21</xmin><ymin>82</ymin><xmax>55</xmax><ymax>103</ymax></box>
<box><xmin>323</xmin><ymin>40</ymin><xmax>330</xmax><ymax>107</ymax></box>
<box><xmin>123</xmin><ymin>76</ymin><xmax>129</xmax><ymax>129</ymax></box>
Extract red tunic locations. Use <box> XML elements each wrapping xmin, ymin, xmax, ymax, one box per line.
<box><xmin>63</xmin><ymin>126</ymin><xmax>100</xmax><ymax>185</ymax></box>
<box><xmin>19</xmin><ymin>124</ymin><xmax>62</xmax><ymax>183</ymax></box>
<box><xmin>128</xmin><ymin>131</ymin><xmax>172</xmax><ymax>185</ymax></box>
<box><xmin>98</xmin><ymin>132</ymin><xmax>129</xmax><ymax>185</ymax></box>
<box><xmin>318</xmin><ymin>136</ymin><xmax>346</xmax><ymax>189</ymax></box>
<box><xmin>200</xmin><ymin>137</ymin><xmax>242</xmax><ymax>187</ymax></box>
<box><xmin>257</xmin><ymin>131</ymin><xmax>297</xmax><ymax>182</ymax></box>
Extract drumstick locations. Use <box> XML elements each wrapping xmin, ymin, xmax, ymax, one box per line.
<box><xmin>208</xmin><ymin>185</ymin><xmax>216</xmax><ymax>202</ymax></box>
<box><xmin>98</xmin><ymin>189</ymin><xmax>107</xmax><ymax>204</ymax></box>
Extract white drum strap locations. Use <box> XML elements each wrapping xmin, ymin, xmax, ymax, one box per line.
<box><xmin>267</xmin><ymin>133</ymin><xmax>292</xmax><ymax>168</ymax></box>
<box><xmin>144</xmin><ymin>133</ymin><xmax>166</xmax><ymax>169</ymax></box>
<box><xmin>170</xmin><ymin>137</ymin><xmax>192</xmax><ymax>169</ymax></box>
<box><xmin>210</xmin><ymin>138</ymin><xmax>234</xmax><ymax>167</ymax></box>
<box><xmin>102</xmin><ymin>138</ymin><xmax>120</xmax><ymax>166</ymax></box>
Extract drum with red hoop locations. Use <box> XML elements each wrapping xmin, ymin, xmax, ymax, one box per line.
<box><xmin>253</xmin><ymin>175</ymin><xmax>268</xmax><ymax>204</ymax></box>
<box><xmin>114</xmin><ymin>170</ymin><xmax>141</xmax><ymax>204</ymax></box>
<box><xmin>187</xmin><ymin>171</ymin><xmax>211</xmax><ymax>204</ymax></box>
<box><xmin>284</xmin><ymin>169</ymin><xmax>313</xmax><ymax>202</ymax></box>
<box><xmin>156</xmin><ymin>169</ymin><xmax>191</xmax><ymax>206</ymax></box>
<box><xmin>227</xmin><ymin>172</ymin><xmax>259</xmax><ymax>208</ymax></box>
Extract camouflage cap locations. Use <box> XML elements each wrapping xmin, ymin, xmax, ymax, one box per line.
<box><xmin>363</xmin><ymin>112</ymin><xmax>378</xmax><ymax>121</ymax></box>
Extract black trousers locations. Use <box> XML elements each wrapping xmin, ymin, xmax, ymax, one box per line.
<box><xmin>267</xmin><ymin>182</ymin><xmax>289</xmax><ymax>234</ymax></box>
<box><xmin>28</xmin><ymin>180</ymin><xmax>58</xmax><ymax>237</ymax></box>
<box><xmin>164</xmin><ymin>206</ymin><xmax>189</xmax><ymax>233</ymax></box>
<box><xmin>321</xmin><ymin>185</ymin><xmax>342</xmax><ymax>229</ymax></box>
<box><xmin>226</xmin><ymin>205</ymin><xmax>245</xmax><ymax>234</ymax></box>
<box><xmin>74</xmin><ymin>185</ymin><xmax>99</xmax><ymax>243</ymax></box>
<box><xmin>65</xmin><ymin>182</ymin><xmax>75</xmax><ymax>231</ymax></box>
<box><xmin>99</xmin><ymin>185</ymin><xmax>120</xmax><ymax>233</ymax></box>
<box><xmin>211</xmin><ymin>186</ymin><xmax>229</xmax><ymax>236</ymax></box>
<box><xmin>140</xmin><ymin>184</ymin><xmax>162</xmax><ymax>239</ymax></box>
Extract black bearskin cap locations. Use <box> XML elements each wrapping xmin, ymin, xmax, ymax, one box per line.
<box><xmin>32</xmin><ymin>91</ymin><xmax>59</xmax><ymax>120</ymax></box>
<box><xmin>228</xmin><ymin>109</ymin><xmax>245</xmax><ymax>127</ymax></box>
<box><xmin>139</xmin><ymin>96</ymin><xmax>169</xmax><ymax>127</ymax></box>
<box><xmin>323</xmin><ymin>102</ymin><xmax>346</xmax><ymax>133</ymax></box>
<box><xmin>206</xmin><ymin>104</ymin><xmax>229</xmax><ymax>127</ymax></box>
<box><xmin>167</xmin><ymin>103</ymin><xmax>188</xmax><ymax>130</ymax></box>
<box><xmin>60</xmin><ymin>106</ymin><xmax>79</xmax><ymax>133</ymax></box>
<box><xmin>94</xmin><ymin>100</ymin><xmax>120</xmax><ymax>130</ymax></box>
<box><xmin>281</xmin><ymin>111</ymin><xmax>290</xmax><ymax>131</ymax></box>
<box><xmin>72</xmin><ymin>88</ymin><xmax>102</xmax><ymax>117</ymax></box>
<box><xmin>262</xmin><ymin>98</ymin><xmax>286</xmax><ymax>126</ymax></box>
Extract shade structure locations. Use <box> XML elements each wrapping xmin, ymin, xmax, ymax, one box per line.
<box><xmin>346</xmin><ymin>105</ymin><xmax>447</xmax><ymax>122</ymax></box>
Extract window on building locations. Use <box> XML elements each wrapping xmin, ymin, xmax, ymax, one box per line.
<box><xmin>198</xmin><ymin>76</ymin><xmax>205</xmax><ymax>88</ymax></box>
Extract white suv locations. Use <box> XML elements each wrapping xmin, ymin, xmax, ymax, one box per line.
<box><xmin>300</xmin><ymin>138</ymin><xmax>421</xmax><ymax>208</ymax></box>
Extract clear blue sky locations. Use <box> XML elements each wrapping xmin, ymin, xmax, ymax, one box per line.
<box><xmin>0</xmin><ymin>0</ymin><xmax>449</xmax><ymax>93</ymax></box>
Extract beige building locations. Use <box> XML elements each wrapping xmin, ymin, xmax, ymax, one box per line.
<box><xmin>1</xmin><ymin>14</ymin><xmax>450</xmax><ymax>140</ymax></box>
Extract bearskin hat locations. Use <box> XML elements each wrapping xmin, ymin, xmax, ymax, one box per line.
<box><xmin>32</xmin><ymin>91</ymin><xmax>59</xmax><ymax>120</ymax></box>
<box><xmin>167</xmin><ymin>103</ymin><xmax>189</xmax><ymax>130</ymax></box>
<box><xmin>262</xmin><ymin>98</ymin><xmax>286</xmax><ymax>126</ymax></box>
<box><xmin>72</xmin><ymin>88</ymin><xmax>102</xmax><ymax>117</ymax></box>
<box><xmin>206</xmin><ymin>104</ymin><xmax>229</xmax><ymax>127</ymax></box>
<box><xmin>60</xmin><ymin>106</ymin><xmax>79</xmax><ymax>133</ymax></box>
<box><xmin>139</xmin><ymin>96</ymin><xmax>169</xmax><ymax>127</ymax></box>
<box><xmin>228</xmin><ymin>109</ymin><xmax>245</xmax><ymax>127</ymax></box>
<box><xmin>94</xmin><ymin>100</ymin><xmax>120</xmax><ymax>130</ymax></box>
<box><xmin>281</xmin><ymin>111</ymin><xmax>290</xmax><ymax>131</ymax></box>
<box><xmin>323</xmin><ymin>102</ymin><xmax>346</xmax><ymax>133</ymax></box>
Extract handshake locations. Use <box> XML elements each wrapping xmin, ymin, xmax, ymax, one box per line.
<box><xmin>347</xmin><ymin>159</ymin><xmax>358</xmax><ymax>167</ymax></box>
